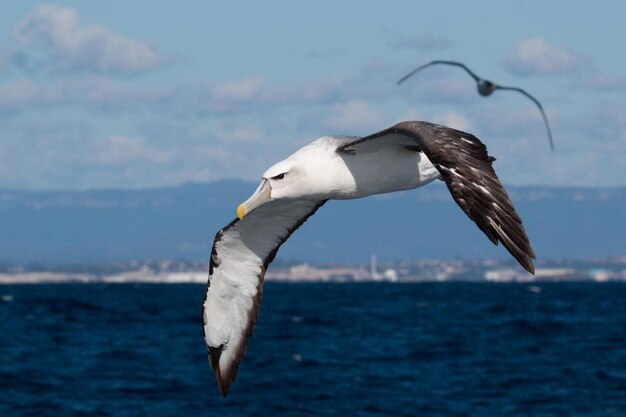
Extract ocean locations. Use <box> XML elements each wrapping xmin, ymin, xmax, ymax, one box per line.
<box><xmin>1</xmin><ymin>282</ymin><xmax>625</xmax><ymax>416</ymax></box>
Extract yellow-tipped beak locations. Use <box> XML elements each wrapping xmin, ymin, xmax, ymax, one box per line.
<box><xmin>237</xmin><ymin>204</ymin><xmax>247</xmax><ymax>220</ymax></box>
<box><xmin>236</xmin><ymin>179</ymin><xmax>271</xmax><ymax>220</ymax></box>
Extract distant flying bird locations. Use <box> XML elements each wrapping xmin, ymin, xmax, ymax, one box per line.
<box><xmin>398</xmin><ymin>60</ymin><xmax>554</xmax><ymax>151</ymax></box>
<box><xmin>202</xmin><ymin>121</ymin><xmax>535</xmax><ymax>396</ymax></box>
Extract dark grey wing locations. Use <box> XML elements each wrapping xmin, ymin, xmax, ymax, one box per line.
<box><xmin>203</xmin><ymin>199</ymin><xmax>326</xmax><ymax>397</ymax></box>
<box><xmin>397</xmin><ymin>60</ymin><xmax>481</xmax><ymax>85</ymax></box>
<box><xmin>496</xmin><ymin>85</ymin><xmax>555</xmax><ymax>151</ymax></box>
<box><xmin>350</xmin><ymin>121</ymin><xmax>536</xmax><ymax>273</ymax></box>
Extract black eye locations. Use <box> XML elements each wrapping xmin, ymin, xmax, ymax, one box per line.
<box><xmin>272</xmin><ymin>173</ymin><xmax>286</xmax><ymax>180</ymax></box>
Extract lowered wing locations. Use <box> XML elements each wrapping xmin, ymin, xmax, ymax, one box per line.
<box><xmin>202</xmin><ymin>198</ymin><xmax>326</xmax><ymax>397</ymax></box>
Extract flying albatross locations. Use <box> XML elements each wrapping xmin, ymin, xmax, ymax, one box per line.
<box><xmin>398</xmin><ymin>60</ymin><xmax>554</xmax><ymax>151</ymax></box>
<box><xmin>202</xmin><ymin>120</ymin><xmax>535</xmax><ymax>397</ymax></box>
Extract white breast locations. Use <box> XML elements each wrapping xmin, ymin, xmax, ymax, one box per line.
<box><xmin>335</xmin><ymin>145</ymin><xmax>441</xmax><ymax>199</ymax></box>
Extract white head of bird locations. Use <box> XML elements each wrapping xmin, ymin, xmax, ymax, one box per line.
<box><xmin>236</xmin><ymin>137</ymin><xmax>355</xmax><ymax>219</ymax></box>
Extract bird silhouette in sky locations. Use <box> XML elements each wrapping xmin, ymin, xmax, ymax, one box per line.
<box><xmin>398</xmin><ymin>60</ymin><xmax>554</xmax><ymax>151</ymax></box>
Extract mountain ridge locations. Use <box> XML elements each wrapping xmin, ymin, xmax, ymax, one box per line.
<box><xmin>1</xmin><ymin>180</ymin><xmax>624</xmax><ymax>264</ymax></box>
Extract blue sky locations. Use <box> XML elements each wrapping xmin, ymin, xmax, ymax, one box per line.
<box><xmin>1</xmin><ymin>1</ymin><xmax>625</xmax><ymax>189</ymax></box>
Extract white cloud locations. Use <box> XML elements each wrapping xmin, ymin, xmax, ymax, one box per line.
<box><xmin>0</xmin><ymin>67</ymin><xmax>401</xmax><ymax>119</ymax></box>
<box><xmin>504</xmin><ymin>37</ymin><xmax>580</xmax><ymax>76</ymax></box>
<box><xmin>0</xmin><ymin>74</ymin><xmax>374</xmax><ymax>117</ymax></box>
<box><xmin>3</xmin><ymin>96</ymin><xmax>626</xmax><ymax>189</ymax></box>
<box><xmin>13</xmin><ymin>4</ymin><xmax>162</xmax><ymax>74</ymax></box>
<box><xmin>195</xmin><ymin>75</ymin><xmax>389</xmax><ymax>115</ymax></box>
<box><xmin>0</xmin><ymin>77</ymin><xmax>175</xmax><ymax>113</ymax></box>
<box><xmin>0</xmin><ymin>123</ymin><xmax>219</xmax><ymax>189</ymax></box>
<box><xmin>0</xmin><ymin>79</ymin><xmax>58</xmax><ymax>110</ymax></box>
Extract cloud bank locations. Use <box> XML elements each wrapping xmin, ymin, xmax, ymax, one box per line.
<box><xmin>1</xmin><ymin>5</ymin><xmax>625</xmax><ymax>189</ymax></box>
<box><xmin>503</xmin><ymin>37</ymin><xmax>580</xmax><ymax>76</ymax></box>
<box><xmin>13</xmin><ymin>4</ymin><xmax>163</xmax><ymax>74</ymax></box>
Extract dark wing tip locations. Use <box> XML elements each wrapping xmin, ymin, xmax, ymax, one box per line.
<box><xmin>208</xmin><ymin>345</ymin><xmax>231</xmax><ymax>397</ymax></box>
<box><xmin>512</xmin><ymin>249</ymin><xmax>536</xmax><ymax>275</ymax></box>
<box><xmin>525</xmin><ymin>260</ymin><xmax>536</xmax><ymax>275</ymax></box>
<box><xmin>487</xmin><ymin>217</ymin><xmax>536</xmax><ymax>274</ymax></box>
<box><xmin>216</xmin><ymin>372</ymin><xmax>230</xmax><ymax>398</ymax></box>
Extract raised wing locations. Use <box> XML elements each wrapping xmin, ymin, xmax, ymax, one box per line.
<box><xmin>202</xmin><ymin>198</ymin><xmax>326</xmax><ymax>397</ymax></box>
<box><xmin>339</xmin><ymin>121</ymin><xmax>535</xmax><ymax>274</ymax></box>
<box><xmin>496</xmin><ymin>85</ymin><xmax>554</xmax><ymax>151</ymax></box>
<box><xmin>397</xmin><ymin>60</ymin><xmax>481</xmax><ymax>85</ymax></box>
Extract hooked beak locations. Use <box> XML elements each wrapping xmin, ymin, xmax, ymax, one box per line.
<box><xmin>237</xmin><ymin>179</ymin><xmax>271</xmax><ymax>219</ymax></box>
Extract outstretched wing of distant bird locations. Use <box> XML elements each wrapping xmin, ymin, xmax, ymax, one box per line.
<box><xmin>397</xmin><ymin>60</ymin><xmax>480</xmax><ymax>85</ymax></box>
<box><xmin>495</xmin><ymin>85</ymin><xmax>554</xmax><ymax>151</ymax></box>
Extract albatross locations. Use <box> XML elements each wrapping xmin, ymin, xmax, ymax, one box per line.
<box><xmin>398</xmin><ymin>60</ymin><xmax>554</xmax><ymax>151</ymax></box>
<box><xmin>202</xmin><ymin>121</ymin><xmax>535</xmax><ymax>397</ymax></box>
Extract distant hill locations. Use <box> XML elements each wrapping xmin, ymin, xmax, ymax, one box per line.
<box><xmin>0</xmin><ymin>181</ymin><xmax>624</xmax><ymax>265</ymax></box>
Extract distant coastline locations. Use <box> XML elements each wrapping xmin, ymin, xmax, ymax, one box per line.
<box><xmin>1</xmin><ymin>257</ymin><xmax>624</xmax><ymax>284</ymax></box>
<box><xmin>2</xmin><ymin>182</ymin><xmax>625</xmax><ymax>266</ymax></box>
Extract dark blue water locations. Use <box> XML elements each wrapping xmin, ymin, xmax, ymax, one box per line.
<box><xmin>1</xmin><ymin>283</ymin><xmax>626</xmax><ymax>417</ymax></box>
